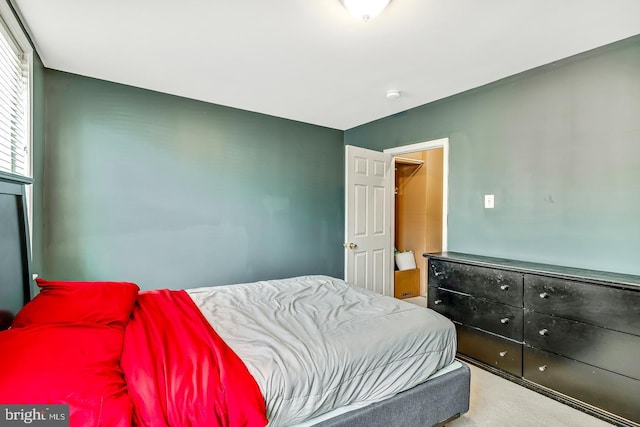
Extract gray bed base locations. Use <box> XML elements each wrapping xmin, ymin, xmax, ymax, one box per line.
<box><xmin>315</xmin><ymin>362</ymin><xmax>471</xmax><ymax>427</ymax></box>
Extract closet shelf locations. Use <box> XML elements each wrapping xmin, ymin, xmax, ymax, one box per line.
<box><xmin>395</xmin><ymin>157</ymin><xmax>424</xmax><ymax>166</ymax></box>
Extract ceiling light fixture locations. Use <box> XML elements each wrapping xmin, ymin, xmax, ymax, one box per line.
<box><xmin>340</xmin><ymin>0</ymin><xmax>391</xmax><ymax>22</ymax></box>
<box><xmin>386</xmin><ymin>89</ymin><xmax>401</xmax><ymax>99</ymax></box>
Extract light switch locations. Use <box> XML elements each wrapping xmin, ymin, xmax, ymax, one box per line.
<box><xmin>484</xmin><ymin>194</ymin><xmax>494</xmax><ymax>209</ymax></box>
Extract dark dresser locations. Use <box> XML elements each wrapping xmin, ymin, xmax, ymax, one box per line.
<box><xmin>425</xmin><ymin>252</ymin><xmax>640</xmax><ymax>427</ymax></box>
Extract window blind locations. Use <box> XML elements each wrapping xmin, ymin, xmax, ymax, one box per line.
<box><xmin>0</xmin><ymin>14</ymin><xmax>28</xmax><ymax>178</ymax></box>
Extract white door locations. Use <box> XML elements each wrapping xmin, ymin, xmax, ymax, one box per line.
<box><xmin>344</xmin><ymin>145</ymin><xmax>393</xmax><ymax>295</ymax></box>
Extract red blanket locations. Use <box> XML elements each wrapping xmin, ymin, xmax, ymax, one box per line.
<box><xmin>121</xmin><ymin>290</ymin><xmax>267</xmax><ymax>427</ymax></box>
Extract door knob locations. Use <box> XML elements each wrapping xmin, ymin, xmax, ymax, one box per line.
<box><xmin>500</xmin><ymin>317</ymin><xmax>510</xmax><ymax>324</ymax></box>
<box><xmin>500</xmin><ymin>284</ymin><xmax>509</xmax><ymax>291</ymax></box>
<box><xmin>539</xmin><ymin>329</ymin><xmax>549</xmax><ymax>336</ymax></box>
<box><xmin>343</xmin><ymin>242</ymin><xmax>358</xmax><ymax>249</ymax></box>
<box><xmin>499</xmin><ymin>351</ymin><xmax>508</xmax><ymax>357</ymax></box>
<box><xmin>539</xmin><ymin>292</ymin><xmax>549</xmax><ymax>299</ymax></box>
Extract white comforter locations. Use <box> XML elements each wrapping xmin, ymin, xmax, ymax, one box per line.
<box><xmin>187</xmin><ymin>275</ymin><xmax>456</xmax><ymax>426</ymax></box>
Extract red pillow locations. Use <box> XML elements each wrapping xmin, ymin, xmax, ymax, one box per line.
<box><xmin>13</xmin><ymin>279</ymin><xmax>139</xmax><ymax>329</ymax></box>
<box><xmin>0</xmin><ymin>279</ymin><xmax>139</xmax><ymax>427</ymax></box>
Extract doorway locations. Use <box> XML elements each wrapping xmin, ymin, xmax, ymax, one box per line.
<box><xmin>385</xmin><ymin>138</ymin><xmax>448</xmax><ymax>298</ymax></box>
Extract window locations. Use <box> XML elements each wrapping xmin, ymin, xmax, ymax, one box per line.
<box><xmin>0</xmin><ymin>1</ymin><xmax>31</xmax><ymax>179</ymax></box>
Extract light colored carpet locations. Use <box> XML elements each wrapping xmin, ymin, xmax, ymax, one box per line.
<box><xmin>448</xmin><ymin>364</ymin><xmax>613</xmax><ymax>427</ymax></box>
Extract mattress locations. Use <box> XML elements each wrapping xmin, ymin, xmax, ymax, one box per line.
<box><xmin>187</xmin><ymin>275</ymin><xmax>456</xmax><ymax>426</ymax></box>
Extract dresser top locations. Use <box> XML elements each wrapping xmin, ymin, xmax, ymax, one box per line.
<box><xmin>424</xmin><ymin>252</ymin><xmax>640</xmax><ymax>289</ymax></box>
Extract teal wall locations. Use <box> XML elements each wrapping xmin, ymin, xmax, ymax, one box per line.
<box><xmin>37</xmin><ymin>35</ymin><xmax>640</xmax><ymax>283</ymax></box>
<box><xmin>31</xmin><ymin>54</ymin><xmax>45</xmax><ymax>280</ymax></box>
<box><xmin>345</xmin><ymin>36</ymin><xmax>640</xmax><ymax>275</ymax></box>
<box><xmin>43</xmin><ymin>71</ymin><xmax>344</xmax><ymax>289</ymax></box>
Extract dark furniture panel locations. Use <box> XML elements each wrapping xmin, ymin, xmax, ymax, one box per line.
<box><xmin>428</xmin><ymin>287</ymin><xmax>523</xmax><ymax>341</ymax></box>
<box><xmin>524</xmin><ymin>311</ymin><xmax>640</xmax><ymax>380</ymax></box>
<box><xmin>428</xmin><ymin>259</ymin><xmax>523</xmax><ymax>307</ymax></box>
<box><xmin>524</xmin><ymin>274</ymin><xmax>640</xmax><ymax>336</ymax></box>
<box><xmin>524</xmin><ymin>347</ymin><xmax>640</xmax><ymax>424</ymax></box>
<box><xmin>0</xmin><ymin>176</ymin><xmax>32</xmax><ymax>324</ymax></box>
<box><xmin>456</xmin><ymin>324</ymin><xmax>522</xmax><ymax>376</ymax></box>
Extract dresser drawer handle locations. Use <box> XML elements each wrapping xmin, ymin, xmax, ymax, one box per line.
<box><xmin>500</xmin><ymin>284</ymin><xmax>509</xmax><ymax>291</ymax></box>
<box><xmin>433</xmin><ymin>270</ymin><xmax>445</xmax><ymax>277</ymax></box>
<box><xmin>539</xmin><ymin>292</ymin><xmax>549</xmax><ymax>299</ymax></box>
<box><xmin>500</xmin><ymin>317</ymin><xmax>510</xmax><ymax>324</ymax></box>
<box><xmin>539</xmin><ymin>329</ymin><xmax>549</xmax><ymax>336</ymax></box>
<box><xmin>434</xmin><ymin>299</ymin><xmax>442</xmax><ymax>305</ymax></box>
<box><xmin>499</xmin><ymin>351</ymin><xmax>508</xmax><ymax>357</ymax></box>
<box><xmin>538</xmin><ymin>365</ymin><xmax>547</xmax><ymax>372</ymax></box>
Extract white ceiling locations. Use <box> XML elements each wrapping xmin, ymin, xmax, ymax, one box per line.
<box><xmin>13</xmin><ymin>0</ymin><xmax>640</xmax><ymax>130</ymax></box>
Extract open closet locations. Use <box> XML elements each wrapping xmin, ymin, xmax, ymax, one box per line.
<box><xmin>393</xmin><ymin>148</ymin><xmax>444</xmax><ymax>300</ymax></box>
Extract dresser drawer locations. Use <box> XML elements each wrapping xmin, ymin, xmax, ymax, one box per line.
<box><xmin>524</xmin><ymin>347</ymin><xmax>640</xmax><ymax>424</ymax></box>
<box><xmin>456</xmin><ymin>324</ymin><xmax>522</xmax><ymax>376</ymax></box>
<box><xmin>428</xmin><ymin>287</ymin><xmax>523</xmax><ymax>341</ymax></box>
<box><xmin>524</xmin><ymin>274</ymin><xmax>640</xmax><ymax>336</ymax></box>
<box><xmin>524</xmin><ymin>311</ymin><xmax>640</xmax><ymax>380</ymax></box>
<box><xmin>428</xmin><ymin>259</ymin><xmax>523</xmax><ymax>307</ymax></box>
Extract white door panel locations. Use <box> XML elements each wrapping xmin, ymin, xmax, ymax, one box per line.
<box><xmin>344</xmin><ymin>145</ymin><xmax>393</xmax><ymax>296</ymax></box>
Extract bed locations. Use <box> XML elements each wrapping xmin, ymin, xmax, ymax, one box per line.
<box><xmin>0</xmin><ymin>174</ymin><xmax>470</xmax><ymax>427</ymax></box>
